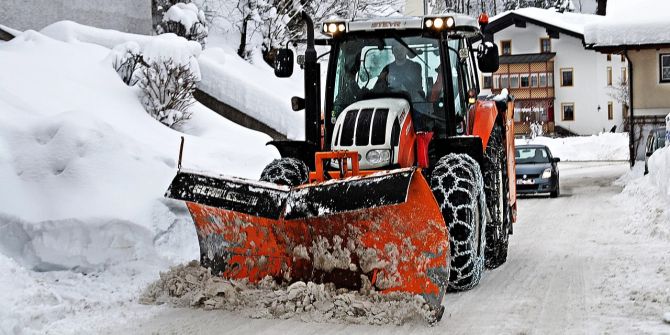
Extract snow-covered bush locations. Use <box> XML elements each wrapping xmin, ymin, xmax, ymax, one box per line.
<box><xmin>107</xmin><ymin>42</ymin><xmax>143</xmax><ymax>85</ymax></box>
<box><xmin>136</xmin><ymin>59</ymin><xmax>198</xmax><ymax>127</ymax></box>
<box><xmin>158</xmin><ymin>3</ymin><xmax>208</xmax><ymax>48</ymax></box>
<box><xmin>136</xmin><ymin>35</ymin><xmax>202</xmax><ymax>128</ymax></box>
<box><xmin>107</xmin><ymin>35</ymin><xmax>202</xmax><ymax>128</ymax></box>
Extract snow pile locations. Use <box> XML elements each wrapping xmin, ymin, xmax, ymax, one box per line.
<box><xmin>515</xmin><ymin>133</ymin><xmax>628</xmax><ymax>161</ymax></box>
<box><xmin>0</xmin><ymin>28</ymin><xmax>277</xmax><ymax>333</ymax></box>
<box><xmin>140</xmin><ymin>261</ymin><xmax>437</xmax><ymax>325</ymax></box>
<box><xmin>617</xmin><ymin>147</ymin><xmax>670</xmax><ymax>240</ymax></box>
<box><xmin>584</xmin><ymin>0</ymin><xmax>670</xmax><ymax>47</ymax></box>
<box><xmin>40</xmin><ymin>20</ymin><xmax>303</xmax><ymax>139</ymax></box>
<box><xmin>491</xmin><ymin>7</ymin><xmax>604</xmax><ymax>35</ymax></box>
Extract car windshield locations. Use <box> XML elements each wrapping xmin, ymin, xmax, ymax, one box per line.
<box><xmin>515</xmin><ymin>147</ymin><xmax>550</xmax><ymax>164</ymax></box>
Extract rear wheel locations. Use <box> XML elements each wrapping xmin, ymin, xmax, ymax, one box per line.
<box><xmin>259</xmin><ymin>158</ymin><xmax>309</xmax><ymax>186</ymax></box>
<box><xmin>430</xmin><ymin>154</ymin><xmax>487</xmax><ymax>291</ymax></box>
<box><xmin>483</xmin><ymin>123</ymin><xmax>510</xmax><ymax>269</ymax></box>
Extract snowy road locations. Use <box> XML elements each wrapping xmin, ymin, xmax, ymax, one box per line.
<box><xmin>111</xmin><ymin>162</ymin><xmax>670</xmax><ymax>335</ymax></box>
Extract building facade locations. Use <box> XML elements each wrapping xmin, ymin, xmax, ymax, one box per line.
<box><xmin>483</xmin><ymin>8</ymin><xmax>627</xmax><ymax>136</ymax></box>
<box><xmin>0</xmin><ymin>0</ymin><xmax>152</xmax><ymax>34</ymax></box>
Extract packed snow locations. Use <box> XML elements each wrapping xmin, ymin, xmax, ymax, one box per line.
<box><xmin>515</xmin><ymin>132</ymin><xmax>628</xmax><ymax>161</ymax></box>
<box><xmin>584</xmin><ymin>0</ymin><xmax>670</xmax><ymax>47</ymax></box>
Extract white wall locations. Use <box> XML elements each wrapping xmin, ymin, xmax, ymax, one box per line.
<box><xmin>0</xmin><ymin>0</ymin><xmax>152</xmax><ymax>34</ymax></box>
<box><xmin>491</xmin><ymin>23</ymin><xmax>627</xmax><ymax>135</ymax></box>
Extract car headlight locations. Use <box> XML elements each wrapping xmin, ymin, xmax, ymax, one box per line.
<box><xmin>541</xmin><ymin>168</ymin><xmax>552</xmax><ymax>179</ymax></box>
<box><xmin>366</xmin><ymin>150</ymin><xmax>391</xmax><ymax>164</ymax></box>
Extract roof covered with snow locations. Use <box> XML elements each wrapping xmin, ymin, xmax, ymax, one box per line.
<box><xmin>584</xmin><ymin>0</ymin><xmax>670</xmax><ymax>48</ymax></box>
<box><xmin>488</xmin><ymin>7</ymin><xmax>604</xmax><ymax>39</ymax></box>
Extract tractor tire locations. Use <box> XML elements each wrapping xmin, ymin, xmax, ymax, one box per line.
<box><xmin>430</xmin><ymin>153</ymin><xmax>487</xmax><ymax>291</ymax></box>
<box><xmin>483</xmin><ymin>123</ymin><xmax>510</xmax><ymax>269</ymax></box>
<box><xmin>259</xmin><ymin>158</ymin><xmax>309</xmax><ymax>187</ymax></box>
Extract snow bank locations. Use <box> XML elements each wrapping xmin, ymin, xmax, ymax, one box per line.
<box><xmin>0</xmin><ymin>29</ymin><xmax>277</xmax><ymax>333</ymax></box>
<box><xmin>41</xmin><ymin>20</ymin><xmax>303</xmax><ymax>139</ymax></box>
<box><xmin>584</xmin><ymin>0</ymin><xmax>670</xmax><ymax>47</ymax></box>
<box><xmin>617</xmin><ymin>147</ymin><xmax>670</xmax><ymax>240</ymax></box>
<box><xmin>198</xmin><ymin>46</ymin><xmax>304</xmax><ymax>139</ymax></box>
<box><xmin>140</xmin><ymin>261</ymin><xmax>437</xmax><ymax>325</ymax></box>
<box><xmin>515</xmin><ymin>133</ymin><xmax>628</xmax><ymax>161</ymax></box>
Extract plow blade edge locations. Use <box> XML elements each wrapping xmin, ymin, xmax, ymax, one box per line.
<box><xmin>165</xmin><ymin>168</ymin><xmax>450</xmax><ymax>316</ymax></box>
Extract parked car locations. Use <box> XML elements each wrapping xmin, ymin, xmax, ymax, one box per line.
<box><xmin>644</xmin><ymin>127</ymin><xmax>667</xmax><ymax>175</ymax></box>
<box><xmin>515</xmin><ymin>144</ymin><xmax>560</xmax><ymax>198</ymax></box>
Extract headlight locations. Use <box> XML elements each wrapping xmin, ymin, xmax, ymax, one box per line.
<box><xmin>366</xmin><ymin>150</ymin><xmax>391</xmax><ymax>164</ymax></box>
<box><xmin>541</xmin><ymin>168</ymin><xmax>552</xmax><ymax>179</ymax></box>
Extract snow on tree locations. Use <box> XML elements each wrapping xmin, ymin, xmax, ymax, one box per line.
<box><xmin>107</xmin><ymin>42</ymin><xmax>143</xmax><ymax>85</ymax></box>
<box><xmin>158</xmin><ymin>2</ymin><xmax>209</xmax><ymax>48</ymax></box>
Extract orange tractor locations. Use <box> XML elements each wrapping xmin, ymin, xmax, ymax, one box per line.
<box><xmin>166</xmin><ymin>12</ymin><xmax>516</xmax><ymax>323</ymax></box>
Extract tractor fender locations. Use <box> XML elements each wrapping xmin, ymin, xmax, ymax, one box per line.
<box><xmin>470</xmin><ymin>100</ymin><xmax>499</xmax><ymax>151</ymax></box>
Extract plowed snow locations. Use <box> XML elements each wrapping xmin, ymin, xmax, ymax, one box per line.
<box><xmin>140</xmin><ymin>261</ymin><xmax>437</xmax><ymax>325</ymax></box>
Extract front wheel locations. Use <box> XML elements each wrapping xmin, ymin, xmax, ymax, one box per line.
<box><xmin>430</xmin><ymin>154</ymin><xmax>487</xmax><ymax>291</ymax></box>
<box><xmin>483</xmin><ymin>123</ymin><xmax>510</xmax><ymax>269</ymax></box>
<box><xmin>259</xmin><ymin>157</ymin><xmax>309</xmax><ymax>186</ymax></box>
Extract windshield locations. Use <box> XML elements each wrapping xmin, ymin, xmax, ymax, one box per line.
<box><xmin>332</xmin><ymin>34</ymin><xmax>447</xmax><ymax>133</ymax></box>
<box><xmin>515</xmin><ymin>147</ymin><xmax>550</xmax><ymax>164</ymax></box>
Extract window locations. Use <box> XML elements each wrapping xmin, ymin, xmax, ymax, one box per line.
<box><xmin>621</xmin><ymin>67</ymin><xmax>627</xmax><ymax>84</ymax></box>
<box><xmin>500</xmin><ymin>75</ymin><xmax>509</xmax><ymax>88</ymax></box>
<box><xmin>560</xmin><ymin>68</ymin><xmax>573</xmax><ymax>87</ymax></box>
<box><xmin>520</xmin><ymin>74</ymin><xmax>529</xmax><ymax>88</ymax></box>
<box><xmin>540</xmin><ymin>38</ymin><xmax>551</xmax><ymax>53</ymax></box>
<box><xmin>509</xmin><ymin>74</ymin><xmax>520</xmax><ymax>88</ymax></box>
<box><xmin>607</xmin><ymin>66</ymin><xmax>612</xmax><ymax>86</ymax></box>
<box><xmin>562</xmin><ymin>103</ymin><xmax>575</xmax><ymax>121</ymax></box>
<box><xmin>482</xmin><ymin>75</ymin><xmax>493</xmax><ymax>89</ymax></box>
<box><xmin>608</xmin><ymin>102</ymin><xmax>613</xmax><ymax>120</ymax></box>
<box><xmin>660</xmin><ymin>54</ymin><xmax>670</xmax><ymax>83</ymax></box>
<box><xmin>548</xmin><ymin>73</ymin><xmax>554</xmax><ymax>87</ymax></box>
<box><xmin>493</xmin><ymin>75</ymin><xmax>500</xmax><ymax>89</ymax></box>
<box><xmin>530</xmin><ymin>73</ymin><xmax>539</xmax><ymax>87</ymax></box>
<box><xmin>539</xmin><ymin>73</ymin><xmax>547</xmax><ymax>87</ymax></box>
<box><xmin>501</xmin><ymin>40</ymin><xmax>512</xmax><ymax>55</ymax></box>
<box><xmin>607</xmin><ymin>54</ymin><xmax>611</xmax><ymax>61</ymax></box>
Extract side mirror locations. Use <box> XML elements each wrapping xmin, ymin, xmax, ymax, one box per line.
<box><xmin>478</xmin><ymin>42</ymin><xmax>499</xmax><ymax>73</ymax></box>
<box><xmin>553</xmin><ymin>157</ymin><xmax>561</xmax><ymax>163</ymax></box>
<box><xmin>274</xmin><ymin>48</ymin><xmax>294</xmax><ymax>78</ymax></box>
<box><xmin>291</xmin><ymin>96</ymin><xmax>305</xmax><ymax>111</ymax></box>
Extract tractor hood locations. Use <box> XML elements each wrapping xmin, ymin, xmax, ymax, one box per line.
<box><xmin>331</xmin><ymin>98</ymin><xmax>411</xmax><ymax>169</ymax></box>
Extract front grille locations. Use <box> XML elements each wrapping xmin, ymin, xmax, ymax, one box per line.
<box><xmin>371</xmin><ymin>108</ymin><xmax>389</xmax><ymax>145</ymax></box>
<box><xmin>337</xmin><ymin>108</ymin><xmax>389</xmax><ymax>147</ymax></box>
<box><xmin>355</xmin><ymin>108</ymin><xmax>374</xmax><ymax>145</ymax></box>
<box><xmin>516</xmin><ymin>174</ymin><xmax>540</xmax><ymax>179</ymax></box>
<box><xmin>517</xmin><ymin>184</ymin><xmax>540</xmax><ymax>191</ymax></box>
<box><xmin>340</xmin><ymin>109</ymin><xmax>358</xmax><ymax>146</ymax></box>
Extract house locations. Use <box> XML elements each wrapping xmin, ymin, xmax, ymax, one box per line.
<box><xmin>0</xmin><ymin>0</ymin><xmax>152</xmax><ymax>34</ymax></box>
<box><xmin>482</xmin><ymin>8</ymin><xmax>627</xmax><ymax>136</ymax></box>
<box><xmin>584</xmin><ymin>0</ymin><xmax>670</xmax><ymax>160</ymax></box>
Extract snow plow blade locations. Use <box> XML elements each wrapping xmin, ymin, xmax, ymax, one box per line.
<box><xmin>165</xmin><ymin>168</ymin><xmax>449</xmax><ymax>322</ymax></box>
